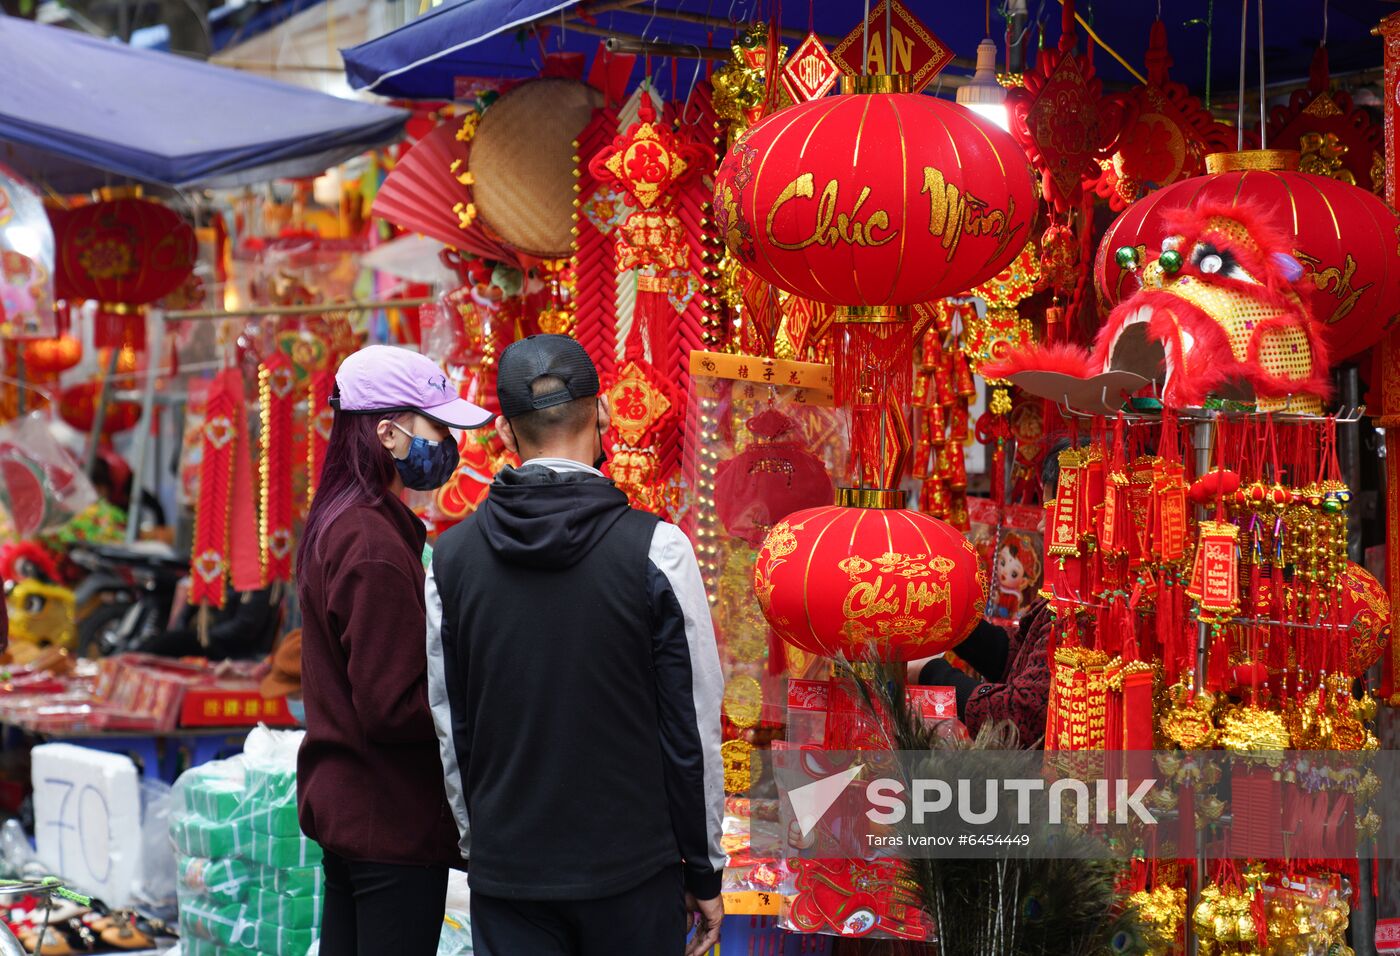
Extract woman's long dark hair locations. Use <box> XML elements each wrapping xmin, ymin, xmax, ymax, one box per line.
<box><xmin>298</xmin><ymin>388</ymin><xmax>399</xmax><ymax>568</ymax></box>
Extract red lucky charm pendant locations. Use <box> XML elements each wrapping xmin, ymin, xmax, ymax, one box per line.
<box><xmin>259</xmin><ymin>352</ymin><xmax>297</xmax><ymax>582</ymax></box>
<box><xmin>1091</xmin><ymin>20</ymin><xmax>1233</xmax><ymax>211</ymax></box>
<box><xmin>1007</xmin><ymin>0</ymin><xmax>1123</xmax><ymax>214</ymax></box>
<box><xmin>190</xmin><ymin>370</ymin><xmax>242</xmax><ymax>608</ymax></box>
<box><xmin>589</xmin><ymin>92</ymin><xmax>710</xmax><ymax>363</ymax></box>
<box><xmin>782</xmin><ymin>33</ymin><xmax>839</xmax><ymax>103</ymax></box>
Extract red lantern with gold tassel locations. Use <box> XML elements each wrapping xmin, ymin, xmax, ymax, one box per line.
<box><xmin>714</xmin><ymin>77</ymin><xmax>1035</xmax><ymax>307</ymax></box>
<box><xmin>715</xmin><ymin>73</ymin><xmax>1035</xmax><ymax>430</ymax></box>
<box><xmin>51</xmin><ymin>192</ymin><xmax>197</xmax><ymax>350</ymax></box>
<box><xmin>723</xmin><ymin>74</ymin><xmax>1031</xmax><ymax>663</ymax></box>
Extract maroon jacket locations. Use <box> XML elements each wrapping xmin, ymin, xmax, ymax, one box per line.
<box><xmin>919</xmin><ymin>600</ymin><xmax>1051</xmax><ymax>748</ymax></box>
<box><xmin>296</xmin><ymin>494</ymin><xmax>463</xmax><ymax>868</ymax></box>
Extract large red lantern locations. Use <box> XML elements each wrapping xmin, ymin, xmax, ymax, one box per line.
<box><xmin>50</xmin><ymin>193</ymin><xmax>197</xmax><ymax>349</ymax></box>
<box><xmin>753</xmin><ymin>499</ymin><xmax>988</xmax><ymax>662</ymax></box>
<box><xmin>714</xmin><ymin>79</ymin><xmax>1037</xmax><ymax>306</ymax></box>
<box><xmin>1095</xmin><ymin>150</ymin><xmax>1400</xmax><ymax>360</ymax></box>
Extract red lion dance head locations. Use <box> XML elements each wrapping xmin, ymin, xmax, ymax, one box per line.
<box><xmin>993</xmin><ymin>204</ymin><xmax>1331</xmax><ymax>413</ymax></box>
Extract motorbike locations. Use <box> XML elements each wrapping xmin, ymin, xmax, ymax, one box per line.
<box><xmin>69</xmin><ymin>542</ymin><xmax>188</xmax><ymax>658</ymax></box>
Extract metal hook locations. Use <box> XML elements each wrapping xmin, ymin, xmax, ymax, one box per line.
<box><xmin>1059</xmin><ymin>392</ymin><xmax>1091</xmax><ymax>419</ymax></box>
<box><xmin>679</xmin><ymin>55</ymin><xmax>706</xmax><ymax>126</ymax></box>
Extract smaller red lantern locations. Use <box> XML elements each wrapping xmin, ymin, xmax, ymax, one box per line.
<box><xmin>21</xmin><ymin>335</ymin><xmax>81</xmax><ymax>375</ymax></box>
<box><xmin>754</xmin><ymin>497</ymin><xmax>988</xmax><ymax>662</ymax></box>
<box><xmin>715</xmin><ymin>409</ymin><xmax>834</xmax><ymax>548</ymax></box>
<box><xmin>59</xmin><ymin>382</ymin><xmax>140</xmax><ymax>435</ymax></box>
<box><xmin>1340</xmin><ymin>562</ymin><xmax>1390</xmax><ymax>678</ymax></box>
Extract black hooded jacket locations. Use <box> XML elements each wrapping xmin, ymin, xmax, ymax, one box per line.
<box><xmin>425</xmin><ymin>461</ymin><xmax>726</xmax><ymax>901</ymax></box>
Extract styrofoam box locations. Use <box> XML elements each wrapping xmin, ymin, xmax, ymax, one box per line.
<box><xmin>32</xmin><ymin>743</ymin><xmax>142</xmax><ymax>905</ymax></box>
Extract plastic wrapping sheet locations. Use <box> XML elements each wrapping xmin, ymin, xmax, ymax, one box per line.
<box><xmin>171</xmin><ymin>726</ymin><xmax>321</xmax><ymax>956</ymax></box>
<box><xmin>0</xmin><ymin>412</ymin><xmax>97</xmax><ymax>536</ymax></box>
<box><xmin>684</xmin><ymin>351</ymin><xmax>846</xmax><ymax>912</ymax></box>
<box><xmin>683</xmin><ymin>352</ymin><xmax>847</xmax><ymax>726</ymax></box>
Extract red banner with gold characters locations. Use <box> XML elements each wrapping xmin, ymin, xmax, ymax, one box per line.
<box><xmin>259</xmin><ymin>353</ymin><xmax>296</xmax><ymax>581</ymax></box>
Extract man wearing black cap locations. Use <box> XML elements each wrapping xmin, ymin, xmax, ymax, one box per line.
<box><xmin>425</xmin><ymin>335</ymin><xmax>726</xmax><ymax>956</ymax></box>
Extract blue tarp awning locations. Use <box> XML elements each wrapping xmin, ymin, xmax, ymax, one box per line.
<box><xmin>344</xmin><ymin>0</ymin><xmax>573</xmax><ymax>95</ymax></box>
<box><xmin>0</xmin><ymin>14</ymin><xmax>407</xmax><ymax>191</ymax></box>
<box><xmin>342</xmin><ymin>0</ymin><xmax>1391</xmax><ymax>104</ymax></box>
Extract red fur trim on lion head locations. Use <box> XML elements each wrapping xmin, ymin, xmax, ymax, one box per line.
<box><xmin>983</xmin><ymin>343</ymin><xmax>1096</xmax><ymax>381</ymax></box>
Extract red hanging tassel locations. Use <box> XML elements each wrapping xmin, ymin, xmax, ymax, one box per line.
<box><xmin>766</xmin><ymin>627</ymin><xmax>788</xmax><ymax>677</ymax></box>
<box><xmin>229</xmin><ymin>397</ymin><xmax>263</xmax><ymax>593</ymax></box>
<box><xmin>832</xmin><ymin>323</ymin><xmax>915</xmax><ymax>408</ymax></box>
<box><xmin>1206</xmin><ymin>631</ymin><xmax>1230</xmax><ymax>693</ymax></box>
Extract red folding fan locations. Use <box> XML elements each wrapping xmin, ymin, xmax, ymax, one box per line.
<box><xmin>371</xmin><ymin>122</ymin><xmax>519</xmax><ymax>266</ymax></box>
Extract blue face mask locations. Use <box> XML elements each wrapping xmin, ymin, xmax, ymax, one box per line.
<box><xmin>391</xmin><ymin>422</ymin><xmax>460</xmax><ymax>491</ymax></box>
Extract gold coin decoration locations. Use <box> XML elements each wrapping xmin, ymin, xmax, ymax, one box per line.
<box><xmin>721</xmin><ymin>739</ymin><xmax>758</xmax><ymax>794</ymax></box>
<box><xmin>726</xmin><ymin>629</ymin><xmax>766</xmax><ymax>664</ymax></box>
<box><xmin>783</xmin><ymin>642</ymin><xmax>811</xmax><ymax>677</ymax></box>
<box><xmin>722</xmin><ymin>675</ymin><xmax>763</xmax><ymax>729</ymax></box>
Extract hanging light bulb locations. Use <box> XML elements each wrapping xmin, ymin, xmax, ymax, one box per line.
<box><xmin>956</xmin><ymin>37</ymin><xmax>1009</xmax><ymax>131</ymax></box>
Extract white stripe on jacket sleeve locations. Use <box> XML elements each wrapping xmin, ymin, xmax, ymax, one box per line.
<box><xmin>424</xmin><ymin>559</ymin><xmax>471</xmax><ymax>856</ymax></box>
<box><xmin>649</xmin><ymin>521</ymin><xmax>727</xmax><ymax>877</ymax></box>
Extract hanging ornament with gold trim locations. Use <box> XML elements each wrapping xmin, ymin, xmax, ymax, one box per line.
<box><xmin>712</xmin><ymin>25</ymin><xmax>787</xmax><ymax>140</ymax></box>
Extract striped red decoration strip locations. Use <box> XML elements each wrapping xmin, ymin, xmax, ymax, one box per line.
<box><xmin>571</xmin><ymin>107</ymin><xmax>620</xmax><ymax>380</ymax></box>
<box><xmin>259</xmin><ymin>352</ymin><xmax>296</xmax><ymax>581</ymax></box>
<box><xmin>189</xmin><ymin>369</ymin><xmax>240</xmax><ymax>608</ymax></box>
<box><xmin>306</xmin><ymin>369</ymin><xmax>334</xmax><ymax>511</ymax></box>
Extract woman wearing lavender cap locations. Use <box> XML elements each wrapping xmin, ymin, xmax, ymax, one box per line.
<box><xmin>296</xmin><ymin>345</ymin><xmax>491</xmax><ymax>956</ymax></box>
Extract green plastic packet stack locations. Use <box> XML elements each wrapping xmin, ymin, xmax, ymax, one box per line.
<box><xmin>249</xmin><ymin>830</ymin><xmax>322</xmax><ymax>869</ymax></box>
<box><xmin>172</xmin><ymin>814</ymin><xmax>251</xmax><ymax>860</ymax></box>
<box><xmin>172</xmin><ymin>728</ymin><xmax>325</xmax><ymax>956</ymax></box>
<box><xmin>251</xmin><ymin>886</ymin><xmax>320</xmax><ymax>931</ymax></box>
<box><xmin>177</xmin><ymin>857</ymin><xmax>254</xmax><ymax>903</ymax></box>
<box><xmin>254</xmin><ymin>862</ymin><xmax>324</xmax><ymax>898</ymax></box>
